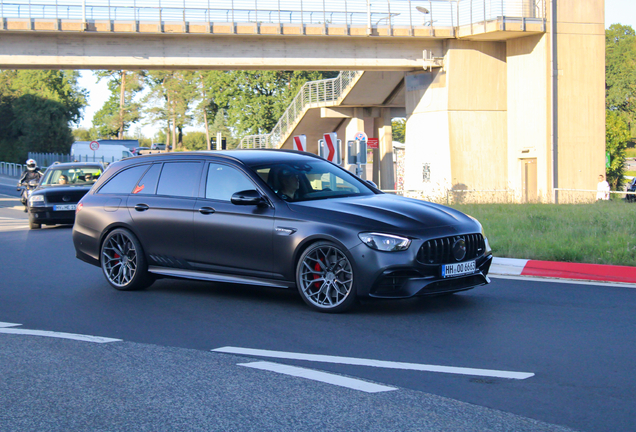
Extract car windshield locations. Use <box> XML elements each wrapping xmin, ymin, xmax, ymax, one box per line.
<box><xmin>41</xmin><ymin>166</ymin><xmax>102</xmax><ymax>186</ymax></box>
<box><xmin>250</xmin><ymin>159</ymin><xmax>375</xmax><ymax>202</ymax></box>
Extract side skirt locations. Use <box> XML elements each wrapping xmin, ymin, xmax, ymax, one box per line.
<box><xmin>147</xmin><ymin>266</ymin><xmax>294</xmax><ymax>289</ymax></box>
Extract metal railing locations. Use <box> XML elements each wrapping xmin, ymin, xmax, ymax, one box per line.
<box><xmin>0</xmin><ymin>0</ymin><xmax>545</xmax><ymax>32</ymax></box>
<box><xmin>27</xmin><ymin>152</ymin><xmax>72</xmax><ymax>166</ymax></box>
<box><xmin>240</xmin><ymin>70</ymin><xmax>362</xmax><ymax>149</ymax></box>
<box><xmin>0</xmin><ymin>162</ymin><xmax>27</xmax><ymax>177</ymax></box>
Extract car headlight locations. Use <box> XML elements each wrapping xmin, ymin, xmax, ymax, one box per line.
<box><xmin>358</xmin><ymin>233</ymin><xmax>411</xmax><ymax>252</ymax></box>
<box><xmin>29</xmin><ymin>195</ymin><xmax>44</xmax><ymax>204</ymax></box>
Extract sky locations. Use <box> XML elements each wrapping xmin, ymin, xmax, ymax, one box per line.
<box><xmin>77</xmin><ymin>0</ymin><xmax>636</xmax><ymax>139</ymax></box>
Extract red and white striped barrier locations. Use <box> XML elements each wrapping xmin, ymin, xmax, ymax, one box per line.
<box><xmin>491</xmin><ymin>257</ymin><xmax>636</xmax><ymax>284</ymax></box>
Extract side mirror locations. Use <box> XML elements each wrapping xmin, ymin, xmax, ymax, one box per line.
<box><xmin>28</xmin><ymin>179</ymin><xmax>39</xmax><ymax>187</ymax></box>
<box><xmin>231</xmin><ymin>189</ymin><xmax>265</xmax><ymax>206</ymax></box>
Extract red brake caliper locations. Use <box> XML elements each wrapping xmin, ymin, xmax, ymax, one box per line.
<box><xmin>313</xmin><ymin>261</ymin><xmax>322</xmax><ymax>289</ymax></box>
<box><xmin>114</xmin><ymin>253</ymin><xmax>120</xmax><ymax>259</ymax></box>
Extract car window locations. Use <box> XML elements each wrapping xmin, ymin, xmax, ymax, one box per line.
<box><xmin>251</xmin><ymin>160</ymin><xmax>373</xmax><ymax>202</ymax></box>
<box><xmin>98</xmin><ymin>165</ymin><xmax>148</xmax><ymax>195</ymax></box>
<box><xmin>41</xmin><ymin>166</ymin><xmax>103</xmax><ymax>186</ymax></box>
<box><xmin>205</xmin><ymin>163</ymin><xmax>255</xmax><ymax>201</ymax></box>
<box><xmin>156</xmin><ymin>162</ymin><xmax>202</xmax><ymax>198</ymax></box>
<box><xmin>132</xmin><ymin>163</ymin><xmax>162</xmax><ymax>195</ymax></box>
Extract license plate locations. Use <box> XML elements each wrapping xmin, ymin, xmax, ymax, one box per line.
<box><xmin>442</xmin><ymin>260</ymin><xmax>476</xmax><ymax>278</ymax></box>
<box><xmin>53</xmin><ymin>204</ymin><xmax>76</xmax><ymax>211</ymax></box>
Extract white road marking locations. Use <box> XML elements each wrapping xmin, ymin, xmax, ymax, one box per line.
<box><xmin>239</xmin><ymin>361</ymin><xmax>398</xmax><ymax>393</ymax></box>
<box><xmin>213</xmin><ymin>347</ymin><xmax>534</xmax><ymax>380</ymax></box>
<box><xmin>0</xmin><ymin>328</ymin><xmax>122</xmax><ymax>343</ymax></box>
<box><xmin>0</xmin><ymin>322</ymin><xmax>21</xmax><ymax>328</ymax></box>
<box><xmin>490</xmin><ymin>274</ymin><xmax>636</xmax><ymax>289</ymax></box>
<box><xmin>0</xmin><ymin>218</ymin><xmax>28</xmax><ymax>232</ymax></box>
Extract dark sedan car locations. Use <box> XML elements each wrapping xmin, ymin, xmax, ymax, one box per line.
<box><xmin>28</xmin><ymin>162</ymin><xmax>104</xmax><ymax>229</ymax></box>
<box><xmin>72</xmin><ymin>151</ymin><xmax>492</xmax><ymax>312</ymax></box>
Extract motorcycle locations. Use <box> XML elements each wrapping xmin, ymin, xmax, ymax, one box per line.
<box><xmin>17</xmin><ymin>179</ymin><xmax>40</xmax><ymax>210</ymax></box>
<box><xmin>627</xmin><ymin>178</ymin><xmax>636</xmax><ymax>203</ymax></box>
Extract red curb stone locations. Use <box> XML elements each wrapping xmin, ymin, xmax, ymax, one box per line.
<box><xmin>521</xmin><ymin>260</ymin><xmax>636</xmax><ymax>284</ymax></box>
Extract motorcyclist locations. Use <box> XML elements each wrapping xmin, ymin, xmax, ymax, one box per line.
<box><xmin>17</xmin><ymin>159</ymin><xmax>44</xmax><ymax>212</ymax></box>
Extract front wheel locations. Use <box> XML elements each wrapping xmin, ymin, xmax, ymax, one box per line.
<box><xmin>28</xmin><ymin>216</ymin><xmax>40</xmax><ymax>230</ymax></box>
<box><xmin>296</xmin><ymin>241</ymin><xmax>357</xmax><ymax>313</ymax></box>
<box><xmin>101</xmin><ymin>228</ymin><xmax>154</xmax><ymax>291</ymax></box>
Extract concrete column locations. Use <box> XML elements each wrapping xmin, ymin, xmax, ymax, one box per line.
<box><xmin>375</xmin><ymin>108</ymin><xmax>395</xmax><ymax>189</ymax></box>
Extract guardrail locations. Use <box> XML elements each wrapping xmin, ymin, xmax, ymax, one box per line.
<box><xmin>0</xmin><ymin>0</ymin><xmax>546</xmax><ymax>32</ymax></box>
<box><xmin>27</xmin><ymin>152</ymin><xmax>72</xmax><ymax>167</ymax></box>
<box><xmin>240</xmin><ymin>70</ymin><xmax>362</xmax><ymax>149</ymax></box>
<box><xmin>0</xmin><ymin>162</ymin><xmax>27</xmax><ymax>177</ymax></box>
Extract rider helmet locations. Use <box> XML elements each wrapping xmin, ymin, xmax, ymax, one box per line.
<box><xmin>26</xmin><ymin>159</ymin><xmax>37</xmax><ymax>171</ymax></box>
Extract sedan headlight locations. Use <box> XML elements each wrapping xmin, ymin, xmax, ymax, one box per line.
<box><xmin>358</xmin><ymin>233</ymin><xmax>411</xmax><ymax>252</ymax></box>
<box><xmin>29</xmin><ymin>195</ymin><xmax>44</xmax><ymax>204</ymax></box>
<box><xmin>468</xmin><ymin>215</ymin><xmax>492</xmax><ymax>255</ymax></box>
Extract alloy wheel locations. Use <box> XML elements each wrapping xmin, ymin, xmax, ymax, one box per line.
<box><xmin>102</xmin><ymin>232</ymin><xmax>138</xmax><ymax>288</ymax></box>
<box><xmin>298</xmin><ymin>244</ymin><xmax>354</xmax><ymax>309</ymax></box>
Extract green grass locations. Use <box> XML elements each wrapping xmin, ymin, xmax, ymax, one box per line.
<box><xmin>626</xmin><ymin>148</ymin><xmax>636</xmax><ymax>158</ymax></box>
<box><xmin>451</xmin><ymin>202</ymin><xmax>636</xmax><ymax>266</ymax></box>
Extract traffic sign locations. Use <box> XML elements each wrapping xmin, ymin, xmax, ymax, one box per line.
<box><xmin>367</xmin><ymin>138</ymin><xmax>379</xmax><ymax>149</ymax></box>
<box><xmin>354</xmin><ymin>131</ymin><xmax>368</xmax><ymax>142</ymax></box>
<box><xmin>319</xmin><ymin>133</ymin><xmax>341</xmax><ymax>164</ymax></box>
<box><xmin>89</xmin><ymin>141</ymin><xmax>99</xmax><ymax>151</ymax></box>
<box><xmin>293</xmin><ymin>135</ymin><xmax>306</xmax><ymax>152</ymax></box>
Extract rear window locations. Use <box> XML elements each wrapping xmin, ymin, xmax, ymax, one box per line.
<box><xmin>98</xmin><ymin>165</ymin><xmax>148</xmax><ymax>195</ymax></box>
<box><xmin>156</xmin><ymin>162</ymin><xmax>202</xmax><ymax>198</ymax></box>
<box><xmin>132</xmin><ymin>164</ymin><xmax>162</xmax><ymax>195</ymax></box>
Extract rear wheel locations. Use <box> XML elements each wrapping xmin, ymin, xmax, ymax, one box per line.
<box><xmin>101</xmin><ymin>228</ymin><xmax>154</xmax><ymax>291</ymax></box>
<box><xmin>296</xmin><ymin>241</ymin><xmax>357</xmax><ymax>313</ymax></box>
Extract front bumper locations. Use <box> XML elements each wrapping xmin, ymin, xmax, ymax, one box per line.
<box><xmin>29</xmin><ymin>206</ymin><xmax>76</xmax><ymax>225</ymax></box>
<box><xmin>349</xmin><ymin>242</ymin><xmax>493</xmax><ymax>299</ymax></box>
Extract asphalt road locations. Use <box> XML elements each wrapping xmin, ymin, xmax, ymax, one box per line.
<box><xmin>0</xmin><ymin>180</ymin><xmax>634</xmax><ymax>432</ymax></box>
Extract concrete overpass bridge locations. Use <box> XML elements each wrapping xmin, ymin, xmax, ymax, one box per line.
<box><xmin>0</xmin><ymin>0</ymin><xmax>605</xmax><ymax>202</ymax></box>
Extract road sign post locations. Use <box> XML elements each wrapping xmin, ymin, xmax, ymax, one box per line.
<box><xmin>89</xmin><ymin>140</ymin><xmax>99</xmax><ymax>162</ymax></box>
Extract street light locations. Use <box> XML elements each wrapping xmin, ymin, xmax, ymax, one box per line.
<box><xmin>415</xmin><ymin>5</ymin><xmax>431</xmax><ymax>26</ymax></box>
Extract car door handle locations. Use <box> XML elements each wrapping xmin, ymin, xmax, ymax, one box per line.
<box><xmin>199</xmin><ymin>206</ymin><xmax>216</xmax><ymax>215</ymax></box>
<box><xmin>134</xmin><ymin>203</ymin><xmax>149</xmax><ymax>212</ymax></box>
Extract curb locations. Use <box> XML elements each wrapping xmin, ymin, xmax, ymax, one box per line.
<box><xmin>491</xmin><ymin>257</ymin><xmax>636</xmax><ymax>285</ymax></box>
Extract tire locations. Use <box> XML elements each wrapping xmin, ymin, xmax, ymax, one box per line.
<box><xmin>100</xmin><ymin>228</ymin><xmax>154</xmax><ymax>291</ymax></box>
<box><xmin>28</xmin><ymin>216</ymin><xmax>41</xmax><ymax>230</ymax></box>
<box><xmin>296</xmin><ymin>241</ymin><xmax>357</xmax><ymax>313</ymax></box>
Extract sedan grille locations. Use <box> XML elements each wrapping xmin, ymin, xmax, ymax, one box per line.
<box><xmin>45</xmin><ymin>190</ymin><xmax>89</xmax><ymax>204</ymax></box>
<box><xmin>417</xmin><ymin>233</ymin><xmax>485</xmax><ymax>265</ymax></box>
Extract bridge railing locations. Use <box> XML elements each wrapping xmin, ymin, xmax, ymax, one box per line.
<box><xmin>239</xmin><ymin>70</ymin><xmax>362</xmax><ymax>149</ymax></box>
<box><xmin>0</xmin><ymin>0</ymin><xmax>545</xmax><ymax>30</ymax></box>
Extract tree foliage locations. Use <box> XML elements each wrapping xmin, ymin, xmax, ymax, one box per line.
<box><xmin>606</xmin><ymin>24</ymin><xmax>636</xmax><ymax>122</ymax></box>
<box><xmin>0</xmin><ymin>70</ymin><xmax>87</xmax><ymax>162</ymax></box>
<box><xmin>392</xmin><ymin>118</ymin><xmax>406</xmax><ymax>143</ymax></box>
<box><xmin>606</xmin><ymin>109</ymin><xmax>629</xmax><ymax>190</ymax></box>
<box><xmin>92</xmin><ymin>70</ymin><xmax>144</xmax><ymax>139</ymax></box>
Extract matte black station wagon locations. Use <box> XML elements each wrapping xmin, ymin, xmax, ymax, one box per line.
<box><xmin>72</xmin><ymin>150</ymin><xmax>492</xmax><ymax>312</ymax></box>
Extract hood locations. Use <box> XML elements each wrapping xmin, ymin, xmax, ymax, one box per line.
<box><xmin>289</xmin><ymin>194</ymin><xmax>479</xmax><ymax>235</ymax></box>
<box><xmin>34</xmin><ymin>184</ymin><xmax>93</xmax><ymax>195</ymax></box>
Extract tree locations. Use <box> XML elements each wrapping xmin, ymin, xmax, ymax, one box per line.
<box><xmin>606</xmin><ymin>24</ymin><xmax>636</xmax><ymax>130</ymax></box>
<box><xmin>392</xmin><ymin>118</ymin><xmax>406</xmax><ymax>143</ymax></box>
<box><xmin>209</xmin><ymin>71</ymin><xmax>338</xmax><ymax>137</ymax></box>
<box><xmin>93</xmin><ymin>70</ymin><xmax>144</xmax><ymax>139</ymax></box>
<box><xmin>606</xmin><ymin>109</ymin><xmax>629</xmax><ymax>190</ymax></box>
<box><xmin>144</xmin><ymin>71</ymin><xmax>197</xmax><ymax>151</ymax></box>
<box><xmin>0</xmin><ymin>70</ymin><xmax>87</xmax><ymax>162</ymax></box>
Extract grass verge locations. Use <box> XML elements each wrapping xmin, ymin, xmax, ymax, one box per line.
<box><xmin>451</xmin><ymin>201</ymin><xmax>636</xmax><ymax>266</ymax></box>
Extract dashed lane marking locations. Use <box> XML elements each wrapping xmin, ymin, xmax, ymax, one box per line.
<box><xmin>0</xmin><ymin>321</ymin><xmax>122</xmax><ymax>343</ymax></box>
<box><xmin>239</xmin><ymin>361</ymin><xmax>398</xmax><ymax>393</ymax></box>
<box><xmin>0</xmin><ymin>217</ymin><xmax>28</xmax><ymax>232</ymax></box>
<box><xmin>213</xmin><ymin>347</ymin><xmax>535</xmax><ymax>380</ymax></box>
<box><xmin>0</xmin><ymin>322</ymin><xmax>22</xmax><ymax>328</ymax></box>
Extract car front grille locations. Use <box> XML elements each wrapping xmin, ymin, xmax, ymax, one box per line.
<box><xmin>46</xmin><ymin>190</ymin><xmax>89</xmax><ymax>204</ymax></box>
<box><xmin>417</xmin><ymin>233</ymin><xmax>484</xmax><ymax>265</ymax></box>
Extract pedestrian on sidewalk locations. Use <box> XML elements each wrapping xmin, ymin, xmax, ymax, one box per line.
<box><xmin>596</xmin><ymin>174</ymin><xmax>610</xmax><ymax>201</ymax></box>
